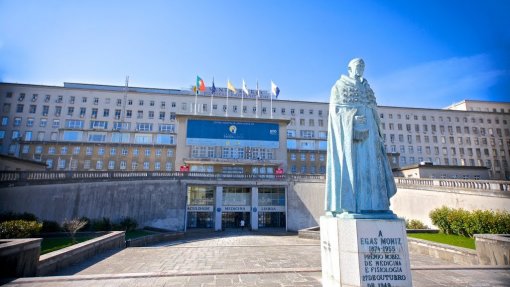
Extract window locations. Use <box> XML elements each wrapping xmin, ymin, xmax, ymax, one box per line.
<box><xmin>86</xmin><ymin>147</ymin><xmax>93</xmax><ymax>156</ymax></box>
<box><xmin>144</xmin><ymin>149</ymin><xmax>151</xmax><ymax>156</ymax></box>
<box><xmin>167</xmin><ymin>149</ymin><xmax>174</xmax><ymax>157</ymax></box>
<box><xmin>165</xmin><ymin>162</ymin><xmax>172</xmax><ymax>171</ymax></box>
<box><xmin>67</xmin><ymin>107</ymin><xmax>74</xmax><ymax>116</ymax></box>
<box><xmin>58</xmin><ymin>159</ymin><xmax>66</xmax><ymax>169</ymax></box>
<box><xmin>126</xmin><ymin>110</ymin><xmax>132</xmax><ymax>118</ymax></box>
<box><xmin>139</xmin><ymin>100</ymin><xmax>144</xmax><ymax>106</ymax></box>
<box><xmin>60</xmin><ymin>146</ymin><xmax>68</xmax><ymax>155</ymax></box>
<box><xmin>113</xmin><ymin>122</ymin><xmax>130</xmax><ymax>131</ymax></box>
<box><xmin>91</xmin><ymin>108</ymin><xmax>98</xmax><ymax>118</ymax></box>
<box><xmin>90</xmin><ymin>121</ymin><xmax>108</xmax><ymax>129</ymax></box>
<box><xmin>108</xmin><ymin>161</ymin><xmax>115</xmax><ymax>170</ymax></box>
<box><xmin>66</xmin><ymin>120</ymin><xmax>84</xmax><ymax>129</ymax></box>
<box><xmin>159</xmin><ymin>124</ymin><xmax>175</xmax><ymax>133</ymax></box>
<box><xmin>24</xmin><ymin>131</ymin><xmax>32</xmax><ymax>141</ymax></box>
<box><xmin>155</xmin><ymin>162</ymin><xmax>161</xmax><ymax>170</ymax></box>
<box><xmin>148</xmin><ymin>111</ymin><xmax>154</xmax><ymax>119</ymax></box>
<box><xmin>103</xmin><ymin>109</ymin><xmax>109</xmax><ymax>117</ymax></box>
<box><xmin>80</xmin><ymin>108</ymin><xmax>86</xmax><ymax>117</ymax></box>
<box><xmin>16</xmin><ymin>104</ymin><xmax>24</xmax><ymax>113</ymax></box>
<box><xmin>93</xmin><ymin>97</ymin><xmax>99</xmax><ymax>105</ymax></box>
<box><xmin>136</xmin><ymin>123</ymin><xmax>153</xmax><ymax>131</ymax></box>
<box><xmin>96</xmin><ymin>160</ymin><xmax>103</xmax><ymax>170</ymax></box>
<box><xmin>111</xmin><ymin>133</ymin><xmax>130</xmax><ymax>143</ymax></box>
<box><xmin>156</xmin><ymin>134</ymin><xmax>174</xmax><ymax>144</ymax></box>
<box><xmin>134</xmin><ymin>134</ymin><xmax>152</xmax><ymax>144</ymax></box>
<box><xmin>40</xmin><ymin>118</ymin><xmax>47</xmax><ymax>127</ymax></box>
<box><xmin>121</xmin><ymin>148</ymin><xmax>128</xmax><ymax>156</ymax></box>
<box><xmin>110</xmin><ymin>147</ymin><xmax>116</xmax><ymax>156</ymax></box>
<box><xmin>54</xmin><ymin>106</ymin><xmax>61</xmax><ymax>117</ymax></box>
<box><xmin>13</xmin><ymin>117</ymin><xmax>21</xmax><ymax>126</ymax></box>
<box><xmin>48</xmin><ymin>147</ymin><xmax>56</xmax><ymax>154</ymax></box>
<box><xmin>159</xmin><ymin>111</ymin><xmax>165</xmax><ymax>120</ymax></box>
<box><xmin>120</xmin><ymin>161</ymin><xmax>127</xmax><ymax>170</ymax></box>
<box><xmin>73</xmin><ymin>147</ymin><xmax>81</xmax><ymax>155</ymax></box>
<box><xmin>29</xmin><ymin>105</ymin><xmax>36</xmax><ymax>113</ymax></box>
<box><xmin>88</xmin><ymin>133</ymin><xmax>106</xmax><ymax>142</ymax></box>
<box><xmin>63</xmin><ymin>131</ymin><xmax>83</xmax><ymax>141</ymax></box>
<box><xmin>52</xmin><ymin>119</ymin><xmax>60</xmax><ymax>128</ymax></box>
<box><xmin>143</xmin><ymin>162</ymin><xmax>150</xmax><ymax>170</ymax></box>
<box><xmin>137</xmin><ymin>110</ymin><xmax>143</xmax><ymax>119</ymax></box>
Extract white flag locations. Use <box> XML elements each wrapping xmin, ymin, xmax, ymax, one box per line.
<box><xmin>242</xmin><ymin>79</ymin><xmax>249</xmax><ymax>95</ymax></box>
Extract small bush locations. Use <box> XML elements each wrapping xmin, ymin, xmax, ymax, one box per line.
<box><xmin>429</xmin><ymin>206</ymin><xmax>510</xmax><ymax>237</ymax></box>
<box><xmin>41</xmin><ymin>220</ymin><xmax>62</xmax><ymax>233</ymax></box>
<box><xmin>79</xmin><ymin>217</ymin><xmax>92</xmax><ymax>231</ymax></box>
<box><xmin>0</xmin><ymin>212</ymin><xmax>38</xmax><ymax>223</ymax></box>
<box><xmin>405</xmin><ymin>219</ymin><xmax>429</xmax><ymax>229</ymax></box>
<box><xmin>430</xmin><ymin>206</ymin><xmax>452</xmax><ymax>234</ymax></box>
<box><xmin>0</xmin><ymin>220</ymin><xmax>42</xmax><ymax>239</ymax></box>
<box><xmin>63</xmin><ymin>218</ymin><xmax>88</xmax><ymax>243</ymax></box>
<box><xmin>118</xmin><ymin>217</ymin><xmax>138</xmax><ymax>231</ymax></box>
<box><xmin>92</xmin><ymin>217</ymin><xmax>112</xmax><ymax>231</ymax></box>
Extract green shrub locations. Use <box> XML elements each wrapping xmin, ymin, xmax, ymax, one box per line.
<box><xmin>0</xmin><ymin>220</ymin><xmax>42</xmax><ymax>239</ymax></box>
<box><xmin>41</xmin><ymin>220</ymin><xmax>62</xmax><ymax>233</ymax></box>
<box><xmin>429</xmin><ymin>206</ymin><xmax>510</xmax><ymax>237</ymax></box>
<box><xmin>0</xmin><ymin>212</ymin><xmax>38</xmax><ymax>223</ymax></box>
<box><xmin>430</xmin><ymin>206</ymin><xmax>452</xmax><ymax>234</ymax></box>
<box><xmin>92</xmin><ymin>217</ymin><xmax>112</xmax><ymax>231</ymax></box>
<box><xmin>118</xmin><ymin>217</ymin><xmax>138</xmax><ymax>231</ymax></box>
<box><xmin>405</xmin><ymin>219</ymin><xmax>429</xmax><ymax>229</ymax></box>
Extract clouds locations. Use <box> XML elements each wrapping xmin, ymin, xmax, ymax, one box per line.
<box><xmin>370</xmin><ymin>54</ymin><xmax>506</xmax><ymax>108</ymax></box>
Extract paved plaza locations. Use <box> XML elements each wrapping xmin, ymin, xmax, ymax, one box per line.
<box><xmin>3</xmin><ymin>230</ymin><xmax>510</xmax><ymax>286</ymax></box>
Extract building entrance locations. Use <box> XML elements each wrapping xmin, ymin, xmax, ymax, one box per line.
<box><xmin>187</xmin><ymin>212</ymin><xmax>214</xmax><ymax>228</ymax></box>
<box><xmin>258</xmin><ymin>212</ymin><xmax>286</xmax><ymax>228</ymax></box>
<box><xmin>222</xmin><ymin>212</ymin><xmax>250</xmax><ymax>229</ymax></box>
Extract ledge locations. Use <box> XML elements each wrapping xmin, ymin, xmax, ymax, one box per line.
<box><xmin>37</xmin><ymin>231</ymin><xmax>125</xmax><ymax>276</ymax></box>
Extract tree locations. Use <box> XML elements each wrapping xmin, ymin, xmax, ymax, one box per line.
<box><xmin>62</xmin><ymin>218</ymin><xmax>88</xmax><ymax>243</ymax></box>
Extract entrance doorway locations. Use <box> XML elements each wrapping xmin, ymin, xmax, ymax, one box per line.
<box><xmin>222</xmin><ymin>212</ymin><xmax>250</xmax><ymax>229</ymax></box>
<box><xmin>258</xmin><ymin>212</ymin><xmax>286</xmax><ymax>228</ymax></box>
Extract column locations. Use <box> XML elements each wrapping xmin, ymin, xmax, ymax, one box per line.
<box><xmin>251</xmin><ymin>186</ymin><xmax>258</xmax><ymax>230</ymax></box>
<box><xmin>215</xmin><ymin>186</ymin><xmax>223</xmax><ymax>231</ymax></box>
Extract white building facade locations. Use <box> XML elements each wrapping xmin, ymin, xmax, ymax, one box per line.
<box><xmin>0</xmin><ymin>82</ymin><xmax>509</xmax><ymax>180</ymax></box>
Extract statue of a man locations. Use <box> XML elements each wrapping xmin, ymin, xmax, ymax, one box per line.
<box><xmin>325</xmin><ymin>58</ymin><xmax>397</xmax><ymax>217</ymax></box>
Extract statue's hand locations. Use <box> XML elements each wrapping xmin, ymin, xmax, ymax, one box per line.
<box><xmin>353</xmin><ymin>116</ymin><xmax>369</xmax><ymax>141</ymax></box>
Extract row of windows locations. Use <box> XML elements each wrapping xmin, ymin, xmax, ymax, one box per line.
<box><xmin>4</xmin><ymin>92</ymin><xmax>177</xmax><ymax>108</ymax></box>
<box><xmin>384</xmin><ymin>134</ymin><xmax>510</xmax><ymax>147</ymax></box>
<box><xmin>398</xmin><ymin>156</ymin><xmax>508</xmax><ymax>169</ymax></box>
<box><xmin>387</xmin><ymin>144</ymin><xmax>509</xmax><ymax>157</ymax></box>
<box><xmin>190</xmin><ymin>146</ymin><xmax>275</xmax><ymax>160</ymax></box>
<box><xmin>27</xmin><ymin>145</ymin><xmax>174</xmax><ymax>157</ymax></box>
<box><xmin>380</xmin><ymin>113</ymin><xmax>509</xmax><ymax>123</ymax></box>
<box><xmin>45</xmin><ymin>158</ymin><xmax>173</xmax><ymax>171</ymax></box>
<box><xmin>289</xmin><ymin>165</ymin><xmax>326</xmax><ymax>174</ymax></box>
<box><xmin>289</xmin><ymin>153</ymin><xmax>326</xmax><ymax>162</ymax></box>
<box><xmin>381</xmin><ymin>122</ymin><xmax>509</xmax><ymax>136</ymax></box>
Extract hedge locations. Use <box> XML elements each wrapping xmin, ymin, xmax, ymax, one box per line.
<box><xmin>429</xmin><ymin>206</ymin><xmax>510</xmax><ymax>237</ymax></box>
<box><xmin>0</xmin><ymin>220</ymin><xmax>43</xmax><ymax>239</ymax></box>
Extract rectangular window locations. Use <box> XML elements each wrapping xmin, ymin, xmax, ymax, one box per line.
<box><xmin>111</xmin><ymin>133</ymin><xmax>130</xmax><ymax>143</ymax></box>
<box><xmin>66</xmin><ymin>120</ymin><xmax>84</xmax><ymax>129</ymax></box>
<box><xmin>159</xmin><ymin>124</ymin><xmax>175</xmax><ymax>133</ymax></box>
<box><xmin>73</xmin><ymin>147</ymin><xmax>81</xmax><ymax>155</ymax></box>
<box><xmin>134</xmin><ymin>133</ymin><xmax>152</xmax><ymax>144</ymax></box>
<box><xmin>40</xmin><ymin>118</ymin><xmax>47</xmax><ymax>127</ymax></box>
<box><xmin>136</xmin><ymin>123</ymin><xmax>153</xmax><ymax>131</ymax></box>
<box><xmin>63</xmin><ymin>131</ymin><xmax>83</xmax><ymax>141</ymax></box>
<box><xmin>156</xmin><ymin>134</ymin><xmax>174</xmax><ymax>144</ymax></box>
<box><xmin>90</xmin><ymin>120</ymin><xmax>108</xmax><ymax>129</ymax></box>
<box><xmin>67</xmin><ymin>107</ymin><xmax>74</xmax><ymax>116</ymax></box>
<box><xmin>88</xmin><ymin>133</ymin><xmax>107</xmax><ymax>142</ymax></box>
<box><xmin>52</xmin><ymin>119</ymin><xmax>60</xmax><ymax>128</ymax></box>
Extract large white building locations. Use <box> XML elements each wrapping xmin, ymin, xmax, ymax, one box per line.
<box><xmin>1</xmin><ymin>82</ymin><xmax>509</xmax><ymax>180</ymax></box>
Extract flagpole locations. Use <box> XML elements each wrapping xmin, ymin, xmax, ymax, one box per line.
<box><xmin>210</xmin><ymin>78</ymin><xmax>214</xmax><ymax>116</ymax></box>
<box><xmin>256</xmin><ymin>81</ymin><xmax>259</xmax><ymax>118</ymax></box>
<box><xmin>226</xmin><ymin>79</ymin><xmax>229</xmax><ymax>117</ymax></box>
<box><xmin>194</xmin><ymin>87</ymin><xmax>198</xmax><ymax>115</ymax></box>
<box><xmin>241</xmin><ymin>80</ymin><xmax>244</xmax><ymax>118</ymax></box>
<box><xmin>270</xmin><ymin>80</ymin><xmax>273</xmax><ymax>119</ymax></box>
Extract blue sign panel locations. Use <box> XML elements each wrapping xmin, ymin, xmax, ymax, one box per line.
<box><xmin>186</xmin><ymin>120</ymin><xmax>279</xmax><ymax>148</ymax></box>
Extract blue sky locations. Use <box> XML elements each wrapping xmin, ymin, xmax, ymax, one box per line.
<box><xmin>0</xmin><ymin>0</ymin><xmax>508</xmax><ymax>108</ymax></box>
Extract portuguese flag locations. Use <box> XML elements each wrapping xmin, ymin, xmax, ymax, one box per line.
<box><xmin>196</xmin><ymin>76</ymin><xmax>206</xmax><ymax>92</ymax></box>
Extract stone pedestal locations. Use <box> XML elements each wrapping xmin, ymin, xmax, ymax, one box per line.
<box><xmin>320</xmin><ymin>216</ymin><xmax>412</xmax><ymax>287</ymax></box>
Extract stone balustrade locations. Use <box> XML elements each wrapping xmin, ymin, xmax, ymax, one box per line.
<box><xmin>0</xmin><ymin>171</ymin><xmax>508</xmax><ymax>192</ymax></box>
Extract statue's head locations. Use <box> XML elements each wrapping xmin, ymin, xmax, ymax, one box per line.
<box><xmin>348</xmin><ymin>58</ymin><xmax>365</xmax><ymax>79</ymax></box>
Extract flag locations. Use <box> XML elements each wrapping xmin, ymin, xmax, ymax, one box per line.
<box><xmin>256</xmin><ymin>81</ymin><xmax>260</xmax><ymax>98</ymax></box>
<box><xmin>242</xmin><ymin>79</ymin><xmax>249</xmax><ymax>95</ymax></box>
<box><xmin>271</xmin><ymin>81</ymin><xmax>280</xmax><ymax>98</ymax></box>
<box><xmin>196</xmin><ymin>76</ymin><xmax>206</xmax><ymax>92</ymax></box>
<box><xmin>227</xmin><ymin>80</ymin><xmax>236</xmax><ymax>93</ymax></box>
<box><xmin>211</xmin><ymin>78</ymin><xmax>216</xmax><ymax>94</ymax></box>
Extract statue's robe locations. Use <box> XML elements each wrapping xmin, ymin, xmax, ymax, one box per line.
<box><xmin>325</xmin><ymin>75</ymin><xmax>396</xmax><ymax>214</ymax></box>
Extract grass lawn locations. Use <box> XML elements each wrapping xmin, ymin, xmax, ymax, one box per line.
<box><xmin>41</xmin><ymin>236</ymin><xmax>95</xmax><ymax>255</ymax></box>
<box><xmin>125</xmin><ymin>229</ymin><xmax>154</xmax><ymax>240</ymax></box>
<box><xmin>408</xmin><ymin>232</ymin><xmax>475</xmax><ymax>249</ymax></box>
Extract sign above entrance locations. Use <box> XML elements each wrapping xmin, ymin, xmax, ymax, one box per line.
<box><xmin>186</xmin><ymin>119</ymin><xmax>279</xmax><ymax>148</ymax></box>
<box><xmin>223</xmin><ymin>206</ymin><xmax>251</xmax><ymax>212</ymax></box>
<box><xmin>187</xmin><ymin>205</ymin><xmax>214</xmax><ymax>212</ymax></box>
<box><xmin>259</xmin><ymin>206</ymin><xmax>286</xmax><ymax>212</ymax></box>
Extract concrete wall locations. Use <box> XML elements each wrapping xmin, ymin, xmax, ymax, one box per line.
<box><xmin>287</xmin><ymin>180</ymin><xmax>325</xmax><ymax>231</ymax></box>
<box><xmin>390</xmin><ymin>187</ymin><xmax>510</xmax><ymax>227</ymax></box>
<box><xmin>0</xmin><ymin>180</ymin><xmax>187</xmax><ymax>231</ymax></box>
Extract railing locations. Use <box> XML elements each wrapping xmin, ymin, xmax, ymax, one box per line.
<box><xmin>0</xmin><ymin>171</ymin><xmax>507</xmax><ymax>192</ymax></box>
<box><xmin>0</xmin><ymin>171</ymin><xmax>318</xmax><ymax>186</ymax></box>
<box><xmin>395</xmin><ymin>177</ymin><xmax>510</xmax><ymax>192</ymax></box>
